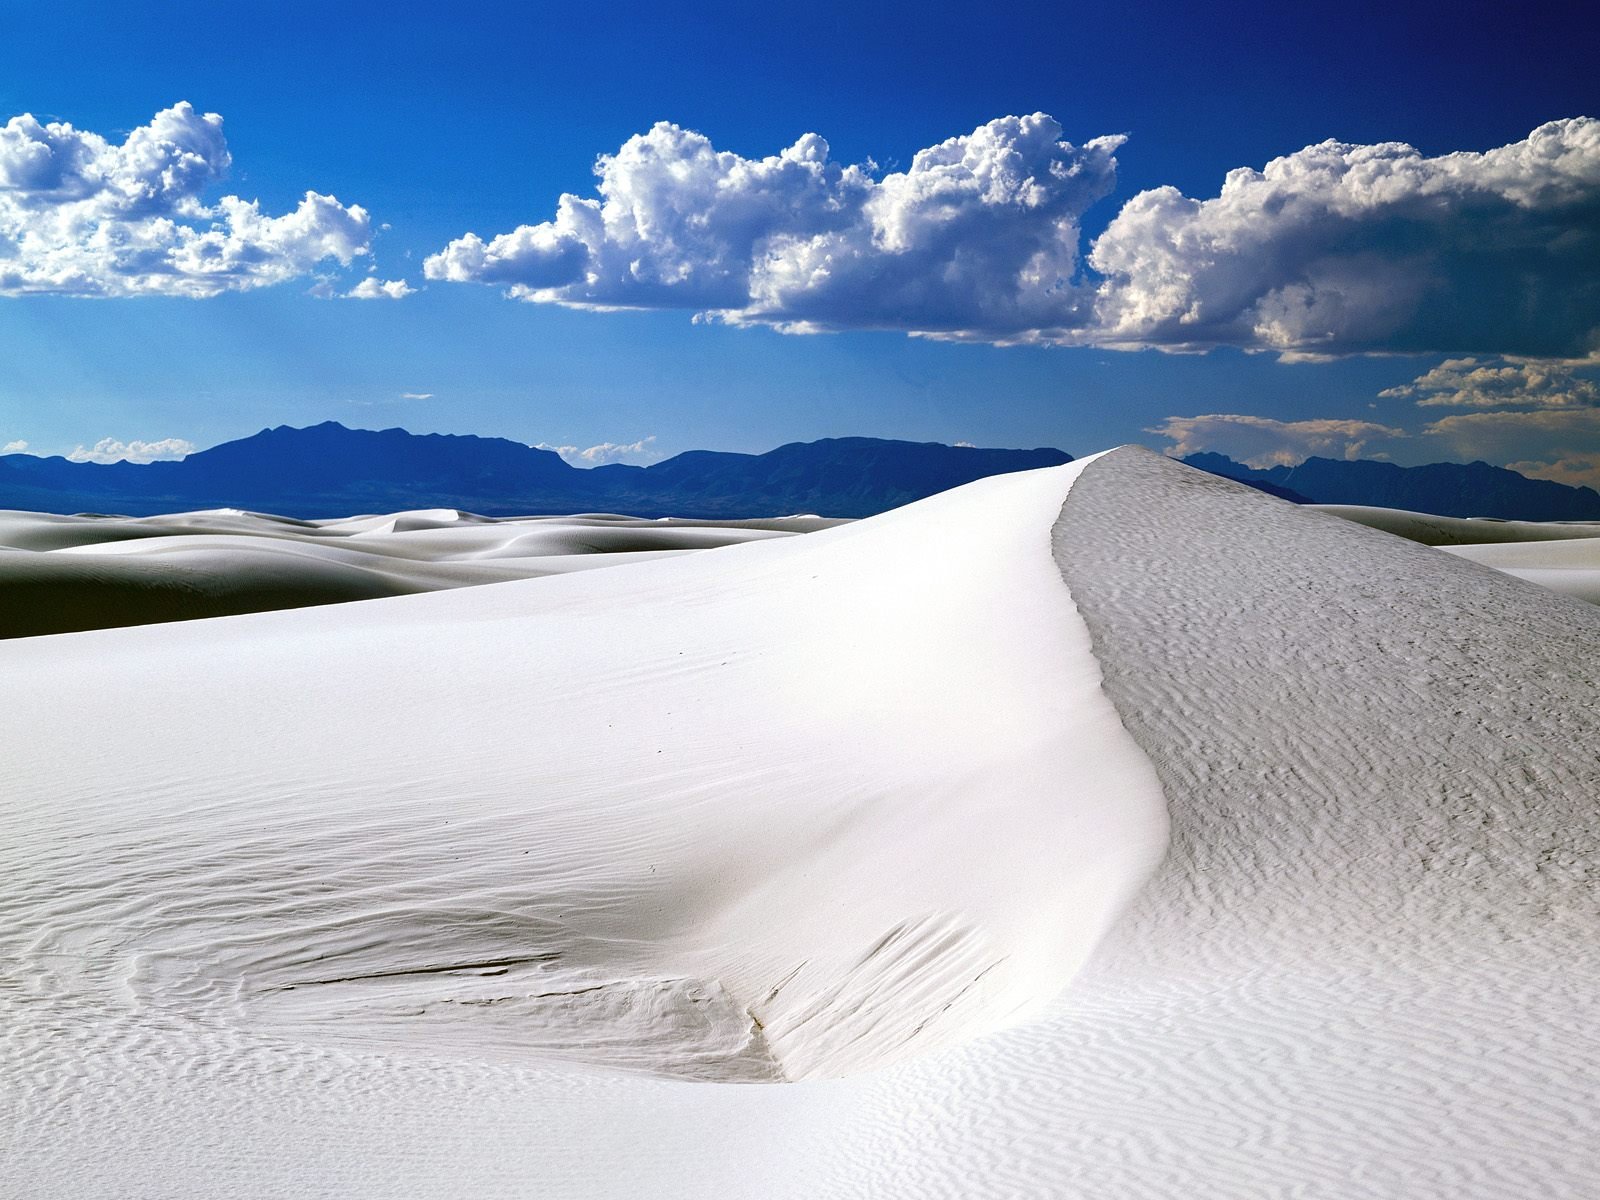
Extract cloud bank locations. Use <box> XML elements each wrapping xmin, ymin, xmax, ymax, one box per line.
<box><xmin>0</xmin><ymin>103</ymin><xmax>371</xmax><ymax>297</ymax></box>
<box><xmin>1090</xmin><ymin>119</ymin><xmax>1600</xmax><ymax>357</ymax></box>
<box><xmin>426</xmin><ymin>115</ymin><xmax>1124</xmax><ymax>338</ymax></box>
<box><xmin>1147</xmin><ymin>414</ymin><xmax>1408</xmax><ymax>468</ymax></box>
<box><xmin>429</xmin><ymin>115</ymin><xmax>1600</xmax><ymax>358</ymax></box>
<box><xmin>535</xmin><ymin>436</ymin><xmax>659</xmax><ymax>466</ymax></box>
<box><xmin>1378</xmin><ymin>357</ymin><xmax>1600</xmax><ymax>408</ymax></box>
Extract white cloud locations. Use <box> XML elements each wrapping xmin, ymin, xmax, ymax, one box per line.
<box><xmin>1378</xmin><ymin>356</ymin><xmax>1600</xmax><ymax>408</ymax></box>
<box><xmin>1089</xmin><ymin>118</ymin><xmax>1600</xmax><ymax>357</ymax></box>
<box><xmin>346</xmin><ymin>277</ymin><xmax>413</xmax><ymax>300</ymax></box>
<box><xmin>1148</xmin><ymin>413</ymin><xmax>1408</xmax><ymax>467</ymax></box>
<box><xmin>574</xmin><ymin>436</ymin><xmax>657</xmax><ymax>464</ymax></box>
<box><xmin>535</xmin><ymin>436</ymin><xmax>659</xmax><ymax>466</ymax></box>
<box><xmin>426</xmin><ymin>115</ymin><xmax>1122</xmax><ymax>339</ymax></box>
<box><xmin>400</xmin><ymin>391</ymin><xmax>433</xmax><ymax>400</ymax></box>
<box><xmin>427</xmin><ymin>116</ymin><xmax>1600</xmax><ymax>356</ymax></box>
<box><xmin>0</xmin><ymin>102</ymin><xmax>371</xmax><ymax>297</ymax></box>
<box><xmin>2</xmin><ymin>439</ymin><xmax>26</xmax><ymax>453</ymax></box>
<box><xmin>66</xmin><ymin>437</ymin><xmax>196</xmax><ymax>463</ymax></box>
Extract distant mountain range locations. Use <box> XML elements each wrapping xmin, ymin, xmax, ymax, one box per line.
<box><xmin>5</xmin><ymin>423</ymin><xmax>1596</xmax><ymax>521</ymax></box>
<box><xmin>1185</xmin><ymin>453</ymin><xmax>1600</xmax><ymax>521</ymax></box>
<box><xmin>0</xmin><ymin>422</ymin><xmax>1072</xmax><ymax>519</ymax></box>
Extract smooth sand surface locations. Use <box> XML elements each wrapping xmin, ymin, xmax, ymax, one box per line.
<box><xmin>4</xmin><ymin>450</ymin><xmax>1598</xmax><ymax>1197</ymax></box>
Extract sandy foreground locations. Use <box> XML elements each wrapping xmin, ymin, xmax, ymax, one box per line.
<box><xmin>3</xmin><ymin>448</ymin><xmax>1598</xmax><ymax>1197</ymax></box>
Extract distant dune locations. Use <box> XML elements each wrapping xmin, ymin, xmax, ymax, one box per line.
<box><xmin>6</xmin><ymin>488</ymin><xmax>1596</xmax><ymax>641</ymax></box>
<box><xmin>4</xmin><ymin>449</ymin><xmax>1597</xmax><ymax>1197</ymax></box>
<box><xmin>0</xmin><ymin>508</ymin><xmax>839</xmax><ymax>637</ymax></box>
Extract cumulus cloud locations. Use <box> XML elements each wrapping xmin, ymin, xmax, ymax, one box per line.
<box><xmin>426</xmin><ymin>115</ymin><xmax>1123</xmax><ymax>338</ymax></box>
<box><xmin>1378</xmin><ymin>356</ymin><xmax>1600</xmax><ymax>408</ymax></box>
<box><xmin>1148</xmin><ymin>413</ymin><xmax>1408</xmax><ymax>467</ymax></box>
<box><xmin>2</xmin><ymin>439</ymin><xmax>26</xmax><ymax>454</ymax></box>
<box><xmin>429</xmin><ymin>115</ymin><xmax>1600</xmax><ymax>355</ymax></box>
<box><xmin>574</xmin><ymin>436</ymin><xmax>657</xmax><ymax>464</ymax></box>
<box><xmin>0</xmin><ymin>102</ymin><xmax>371</xmax><ymax>297</ymax></box>
<box><xmin>535</xmin><ymin>436</ymin><xmax>659</xmax><ymax>465</ymax></box>
<box><xmin>67</xmin><ymin>437</ymin><xmax>196</xmax><ymax>463</ymax></box>
<box><xmin>1090</xmin><ymin>118</ymin><xmax>1600</xmax><ymax>357</ymax></box>
<box><xmin>346</xmin><ymin>277</ymin><xmax>413</xmax><ymax>300</ymax></box>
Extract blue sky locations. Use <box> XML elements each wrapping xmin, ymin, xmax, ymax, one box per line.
<box><xmin>1</xmin><ymin>0</ymin><xmax>1596</xmax><ymax>481</ymax></box>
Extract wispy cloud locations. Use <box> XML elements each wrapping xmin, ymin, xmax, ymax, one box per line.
<box><xmin>0</xmin><ymin>103</ymin><xmax>371</xmax><ymax>297</ymax></box>
<box><xmin>400</xmin><ymin>391</ymin><xmax>433</xmax><ymax>400</ymax></box>
<box><xmin>66</xmin><ymin>437</ymin><xmax>196</xmax><ymax>463</ymax></box>
<box><xmin>428</xmin><ymin>115</ymin><xmax>1600</xmax><ymax>358</ymax></box>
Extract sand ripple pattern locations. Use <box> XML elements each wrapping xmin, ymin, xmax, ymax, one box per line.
<box><xmin>889</xmin><ymin>446</ymin><xmax>1600</xmax><ymax>1199</ymax></box>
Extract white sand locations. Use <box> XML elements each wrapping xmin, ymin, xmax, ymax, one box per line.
<box><xmin>4</xmin><ymin>449</ymin><xmax>1598</xmax><ymax>1197</ymax></box>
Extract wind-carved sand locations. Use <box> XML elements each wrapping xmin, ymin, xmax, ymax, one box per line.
<box><xmin>3</xmin><ymin>449</ymin><xmax>1598</xmax><ymax>1198</ymax></box>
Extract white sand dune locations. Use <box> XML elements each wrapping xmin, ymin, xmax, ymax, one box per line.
<box><xmin>4</xmin><ymin>449</ymin><xmax>1598</xmax><ymax>1198</ymax></box>
<box><xmin>0</xmin><ymin>508</ymin><xmax>838</xmax><ymax>637</ymax></box>
<box><xmin>1311</xmin><ymin>501</ymin><xmax>1600</xmax><ymax>545</ymax></box>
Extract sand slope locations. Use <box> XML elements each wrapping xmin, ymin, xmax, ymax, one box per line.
<box><xmin>5</xmin><ymin>449</ymin><xmax>1599</xmax><ymax>1198</ymax></box>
